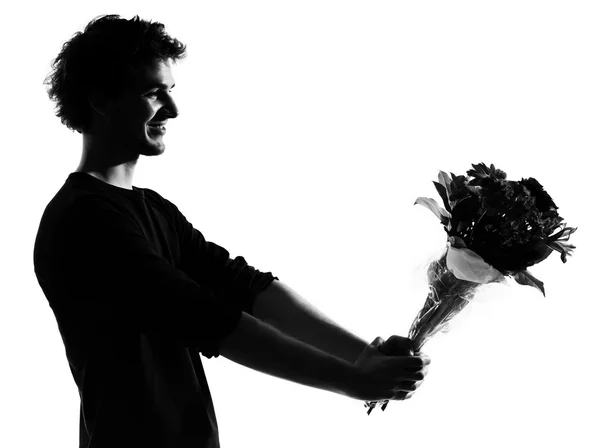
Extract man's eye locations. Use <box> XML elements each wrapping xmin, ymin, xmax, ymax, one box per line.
<box><xmin>146</xmin><ymin>90</ymin><xmax>172</xmax><ymax>98</ymax></box>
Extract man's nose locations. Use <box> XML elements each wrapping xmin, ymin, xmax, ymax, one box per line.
<box><xmin>163</xmin><ymin>94</ymin><xmax>179</xmax><ymax>119</ymax></box>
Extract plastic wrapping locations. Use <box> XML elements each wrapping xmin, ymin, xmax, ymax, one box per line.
<box><xmin>364</xmin><ymin>248</ymin><xmax>479</xmax><ymax>415</ymax></box>
<box><xmin>363</xmin><ymin>163</ymin><xmax>576</xmax><ymax>415</ymax></box>
<box><xmin>408</xmin><ymin>251</ymin><xmax>479</xmax><ymax>352</ymax></box>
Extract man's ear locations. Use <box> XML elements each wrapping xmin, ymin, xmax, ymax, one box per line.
<box><xmin>88</xmin><ymin>91</ymin><xmax>121</xmax><ymax>118</ymax></box>
<box><xmin>87</xmin><ymin>93</ymin><xmax>108</xmax><ymax>118</ymax></box>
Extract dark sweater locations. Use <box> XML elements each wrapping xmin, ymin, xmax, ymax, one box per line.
<box><xmin>33</xmin><ymin>172</ymin><xmax>278</xmax><ymax>448</ymax></box>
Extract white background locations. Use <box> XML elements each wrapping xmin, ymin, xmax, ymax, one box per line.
<box><xmin>2</xmin><ymin>2</ymin><xmax>599</xmax><ymax>447</ymax></box>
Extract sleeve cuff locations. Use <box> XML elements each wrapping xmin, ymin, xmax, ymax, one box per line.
<box><xmin>199</xmin><ymin>307</ymin><xmax>243</xmax><ymax>359</ymax></box>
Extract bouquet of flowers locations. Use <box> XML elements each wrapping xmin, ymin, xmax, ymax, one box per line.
<box><xmin>365</xmin><ymin>163</ymin><xmax>576</xmax><ymax>415</ymax></box>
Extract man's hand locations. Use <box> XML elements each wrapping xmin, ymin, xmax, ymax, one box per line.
<box><xmin>347</xmin><ymin>337</ymin><xmax>430</xmax><ymax>402</ymax></box>
<box><xmin>357</xmin><ymin>335</ymin><xmax>429</xmax><ymax>411</ymax></box>
<box><xmin>379</xmin><ymin>335</ymin><xmax>416</xmax><ymax>356</ymax></box>
<box><xmin>380</xmin><ymin>335</ymin><xmax>429</xmax><ymax>399</ymax></box>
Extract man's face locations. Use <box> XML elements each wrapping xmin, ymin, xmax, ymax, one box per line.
<box><xmin>101</xmin><ymin>59</ymin><xmax>179</xmax><ymax>157</ymax></box>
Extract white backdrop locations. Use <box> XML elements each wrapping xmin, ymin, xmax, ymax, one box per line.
<box><xmin>2</xmin><ymin>2</ymin><xmax>598</xmax><ymax>447</ymax></box>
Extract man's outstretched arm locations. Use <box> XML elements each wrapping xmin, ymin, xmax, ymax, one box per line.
<box><xmin>251</xmin><ymin>280</ymin><xmax>370</xmax><ymax>364</ymax></box>
<box><xmin>219</xmin><ymin>311</ymin><xmax>427</xmax><ymax>402</ymax></box>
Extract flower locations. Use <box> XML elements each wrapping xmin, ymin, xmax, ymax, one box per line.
<box><xmin>364</xmin><ymin>163</ymin><xmax>576</xmax><ymax>415</ymax></box>
<box><xmin>415</xmin><ymin>163</ymin><xmax>577</xmax><ymax>295</ymax></box>
<box><xmin>521</xmin><ymin>177</ymin><xmax>558</xmax><ymax>211</ymax></box>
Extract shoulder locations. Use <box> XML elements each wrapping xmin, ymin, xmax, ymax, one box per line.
<box><xmin>138</xmin><ymin>186</ymin><xmax>181</xmax><ymax>216</ymax></box>
<box><xmin>41</xmin><ymin>190</ymin><xmax>108</xmax><ymax>228</ymax></box>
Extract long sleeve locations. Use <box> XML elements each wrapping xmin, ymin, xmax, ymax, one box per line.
<box><xmin>164</xmin><ymin>199</ymin><xmax>278</xmax><ymax>315</ymax></box>
<box><xmin>55</xmin><ymin>194</ymin><xmax>243</xmax><ymax>359</ymax></box>
<box><xmin>33</xmin><ymin>172</ymin><xmax>276</xmax><ymax>447</ymax></box>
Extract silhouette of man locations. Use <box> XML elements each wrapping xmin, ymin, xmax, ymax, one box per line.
<box><xmin>34</xmin><ymin>14</ymin><xmax>429</xmax><ymax>448</ymax></box>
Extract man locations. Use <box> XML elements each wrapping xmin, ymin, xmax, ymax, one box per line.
<box><xmin>34</xmin><ymin>14</ymin><xmax>429</xmax><ymax>448</ymax></box>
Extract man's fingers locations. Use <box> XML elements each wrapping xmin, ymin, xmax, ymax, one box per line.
<box><xmin>371</xmin><ymin>336</ymin><xmax>385</xmax><ymax>347</ymax></box>
<box><xmin>390</xmin><ymin>379</ymin><xmax>425</xmax><ymax>400</ymax></box>
<box><xmin>386</xmin><ymin>355</ymin><xmax>430</xmax><ymax>368</ymax></box>
<box><xmin>399</xmin><ymin>381</ymin><xmax>420</xmax><ymax>392</ymax></box>
<box><xmin>380</xmin><ymin>335</ymin><xmax>414</xmax><ymax>356</ymax></box>
<box><xmin>383</xmin><ymin>381</ymin><xmax>416</xmax><ymax>394</ymax></box>
<box><xmin>382</xmin><ymin>357</ymin><xmax>430</xmax><ymax>380</ymax></box>
<box><xmin>379</xmin><ymin>368</ymin><xmax>426</xmax><ymax>385</ymax></box>
<box><xmin>400</xmin><ymin>370</ymin><xmax>425</xmax><ymax>381</ymax></box>
<box><xmin>390</xmin><ymin>389</ymin><xmax>415</xmax><ymax>401</ymax></box>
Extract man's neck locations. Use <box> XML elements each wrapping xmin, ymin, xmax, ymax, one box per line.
<box><xmin>75</xmin><ymin>165</ymin><xmax>136</xmax><ymax>190</ymax></box>
<box><xmin>79</xmin><ymin>132</ymin><xmax>139</xmax><ymax>190</ymax></box>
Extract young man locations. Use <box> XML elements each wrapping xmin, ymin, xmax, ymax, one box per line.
<box><xmin>34</xmin><ymin>14</ymin><xmax>429</xmax><ymax>448</ymax></box>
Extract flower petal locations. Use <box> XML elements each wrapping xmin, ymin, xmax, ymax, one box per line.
<box><xmin>446</xmin><ymin>243</ymin><xmax>506</xmax><ymax>284</ymax></box>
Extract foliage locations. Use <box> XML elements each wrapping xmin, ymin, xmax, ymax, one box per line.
<box><xmin>416</xmin><ymin>163</ymin><xmax>577</xmax><ymax>294</ymax></box>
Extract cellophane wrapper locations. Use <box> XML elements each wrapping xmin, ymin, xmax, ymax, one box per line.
<box><xmin>408</xmin><ymin>248</ymin><xmax>480</xmax><ymax>353</ymax></box>
<box><xmin>365</xmin><ymin>248</ymin><xmax>480</xmax><ymax>414</ymax></box>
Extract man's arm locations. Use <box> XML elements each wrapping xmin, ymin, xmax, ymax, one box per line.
<box><xmin>219</xmin><ymin>311</ymin><xmax>427</xmax><ymax>402</ymax></box>
<box><xmin>220</xmin><ymin>311</ymin><xmax>354</xmax><ymax>397</ymax></box>
<box><xmin>251</xmin><ymin>280</ymin><xmax>370</xmax><ymax>364</ymax></box>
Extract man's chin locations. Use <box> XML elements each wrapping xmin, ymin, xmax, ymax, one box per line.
<box><xmin>140</xmin><ymin>146</ymin><xmax>165</xmax><ymax>156</ymax></box>
<box><xmin>137</xmin><ymin>137</ymin><xmax>165</xmax><ymax>156</ymax></box>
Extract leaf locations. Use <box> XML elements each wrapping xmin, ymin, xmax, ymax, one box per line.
<box><xmin>512</xmin><ymin>270</ymin><xmax>546</xmax><ymax>296</ymax></box>
<box><xmin>560</xmin><ymin>226</ymin><xmax>577</xmax><ymax>239</ymax></box>
<box><xmin>550</xmin><ymin>225</ymin><xmax>577</xmax><ymax>242</ymax></box>
<box><xmin>433</xmin><ymin>181</ymin><xmax>452</xmax><ymax>212</ymax></box>
<box><xmin>415</xmin><ymin>197</ymin><xmax>451</xmax><ymax>226</ymax></box>
<box><xmin>548</xmin><ymin>241</ymin><xmax>576</xmax><ymax>263</ymax></box>
<box><xmin>438</xmin><ymin>170</ymin><xmax>453</xmax><ymax>192</ymax></box>
<box><xmin>534</xmin><ymin>244</ymin><xmax>554</xmax><ymax>264</ymax></box>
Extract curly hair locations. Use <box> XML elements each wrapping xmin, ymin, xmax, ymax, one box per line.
<box><xmin>43</xmin><ymin>14</ymin><xmax>187</xmax><ymax>134</ymax></box>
